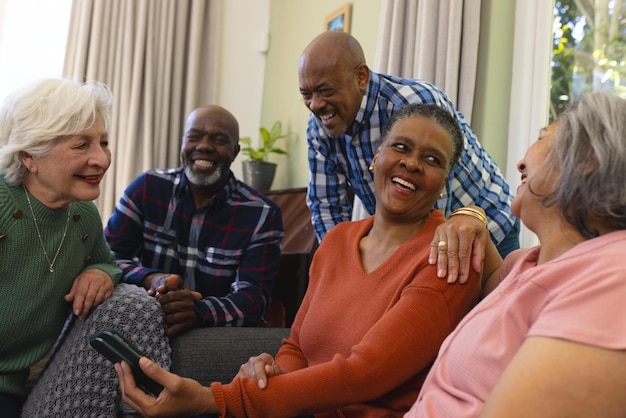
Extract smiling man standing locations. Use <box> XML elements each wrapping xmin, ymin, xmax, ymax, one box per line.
<box><xmin>105</xmin><ymin>105</ymin><xmax>284</xmax><ymax>336</ymax></box>
<box><xmin>299</xmin><ymin>31</ymin><xmax>519</xmax><ymax>261</ymax></box>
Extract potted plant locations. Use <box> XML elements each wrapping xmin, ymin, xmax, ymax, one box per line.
<box><xmin>240</xmin><ymin>120</ymin><xmax>288</xmax><ymax>191</ymax></box>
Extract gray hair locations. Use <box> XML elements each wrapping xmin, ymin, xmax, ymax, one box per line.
<box><xmin>540</xmin><ymin>90</ymin><xmax>626</xmax><ymax>238</ymax></box>
<box><xmin>0</xmin><ymin>78</ymin><xmax>113</xmax><ymax>185</ymax></box>
<box><xmin>381</xmin><ymin>103</ymin><xmax>464</xmax><ymax>172</ymax></box>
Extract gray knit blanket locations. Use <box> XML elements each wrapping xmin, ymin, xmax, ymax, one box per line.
<box><xmin>21</xmin><ymin>283</ymin><xmax>171</xmax><ymax>417</ymax></box>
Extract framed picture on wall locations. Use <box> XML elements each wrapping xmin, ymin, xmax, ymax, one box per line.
<box><xmin>324</xmin><ymin>4</ymin><xmax>352</xmax><ymax>33</ymax></box>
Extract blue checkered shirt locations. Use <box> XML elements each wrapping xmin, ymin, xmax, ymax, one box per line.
<box><xmin>104</xmin><ymin>168</ymin><xmax>284</xmax><ymax>326</ymax></box>
<box><xmin>306</xmin><ymin>71</ymin><xmax>516</xmax><ymax>245</ymax></box>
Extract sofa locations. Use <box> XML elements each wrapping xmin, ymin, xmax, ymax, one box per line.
<box><xmin>169</xmin><ymin>326</ymin><xmax>290</xmax><ymax>385</ymax></box>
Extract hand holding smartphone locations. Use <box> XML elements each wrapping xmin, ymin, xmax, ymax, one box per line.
<box><xmin>89</xmin><ymin>329</ymin><xmax>164</xmax><ymax>397</ymax></box>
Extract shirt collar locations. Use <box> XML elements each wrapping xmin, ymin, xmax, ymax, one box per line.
<box><xmin>352</xmin><ymin>70</ymin><xmax>379</xmax><ymax>134</ymax></box>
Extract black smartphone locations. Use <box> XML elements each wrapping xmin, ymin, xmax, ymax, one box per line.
<box><xmin>89</xmin><ymin>329</ymin><xmax>164</xmax><ymax>397</ymax></box>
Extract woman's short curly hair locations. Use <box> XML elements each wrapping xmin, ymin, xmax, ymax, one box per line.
<box><xmin>380</xmin><ymin>103</ymin><xmax>464</xmax><ymax>172</ymax></box>
<box><xmin>0</xmin><ymin>78</ymin><xmax>113</xmax><ymax>185</ymax></box>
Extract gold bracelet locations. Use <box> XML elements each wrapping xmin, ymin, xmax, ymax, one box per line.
<box><xmin>449</xmin><ymin>207</ymin><xmax>488</xmax><ymax>228</ymax></box>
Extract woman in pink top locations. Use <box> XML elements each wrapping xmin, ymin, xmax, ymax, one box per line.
<box><xmin>407</xmin><ymin>90</ymin><xmax>626</xmax><ymax>417</ymax></box>
<box><xmin>114</xmin><ymin>103</ymin><xmax>484</xmax><ymax>417</ymax></box>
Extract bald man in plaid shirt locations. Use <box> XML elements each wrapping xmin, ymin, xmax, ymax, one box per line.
<box><xmin>105</xmin><ymin>105</ymin><xmax>284</xmax><ymax>337</ymax></box>
<box><xmin>300</xmin><ymin>32</ymin><xmax>519</xmax><ymax>265</ymax></box>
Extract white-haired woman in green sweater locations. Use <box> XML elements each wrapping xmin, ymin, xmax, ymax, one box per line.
<box><xmin>0</xmin><ymin>78</ymin><xmax>169</xmax><ymax>417</ymax></box>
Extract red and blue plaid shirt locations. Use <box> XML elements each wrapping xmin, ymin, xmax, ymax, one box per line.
<box><xmin>104</xmin><ymin>168</ymin><xmax>284</xmax><ymax>326</ymax></box>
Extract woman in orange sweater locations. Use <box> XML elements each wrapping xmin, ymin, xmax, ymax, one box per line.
<box><xmin>116</xmin><ymin>103</ymin><xmax>483</xmax><ymax>417</ymax></box>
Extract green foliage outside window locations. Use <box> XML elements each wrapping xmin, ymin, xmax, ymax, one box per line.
<box><xmin>551</xmin><ymin>0</ymin><xmax>626</xmax><ymax>122</ymax></box>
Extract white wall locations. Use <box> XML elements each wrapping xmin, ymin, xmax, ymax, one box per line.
<box><xmin>216</xmin><ymin>0</ymin><xmax>271</xmax><ymax>180</ymax></box>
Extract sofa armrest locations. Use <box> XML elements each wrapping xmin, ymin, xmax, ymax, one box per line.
<box><xmin>169</xmin><ymin>327</ymin><xmax>290</xmax><ymax>386</ymax></box>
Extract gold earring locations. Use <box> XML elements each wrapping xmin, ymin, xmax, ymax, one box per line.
<box><xmin>439</xmin><ymin>192</ymin><xmax>443</xmax><ymax>198</ymax></box>
<box><xmin>368</xmin><ymin>165</ymin><xmax>374</xmax><ymax>172</ymax></box>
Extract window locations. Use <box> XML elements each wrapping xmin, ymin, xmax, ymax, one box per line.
<box><xmin>551</xmin><ymin>0</ymin><xmax>626</xmax><ymax>121</ymax></box>
<box><xmin>0</xmin><ymin>0</ymin><xmax>71</xmax><ymax>101</ymax></box>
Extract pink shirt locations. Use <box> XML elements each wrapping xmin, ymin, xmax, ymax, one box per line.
<box><xmin>407</xmin><ymin>230</ymin><xmax>626</xmax><ymax>417</ymax></box>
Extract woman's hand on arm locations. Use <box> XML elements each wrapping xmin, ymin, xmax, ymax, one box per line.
<box><xmin>116</xmin><ymin>357</ymin><xmax>218</xmax><ymax>417</ymax></box>
<box><xmin>236</xmin><ymin>352</ymin><xmax>287</xmax><ymax>389</ymax></box>
<box><xmin>64</xmin><ymin>268</ymin><xmax>114</xmax><ymax>319</ymax></box>
<box><xmin>429</xmin><ymin>206</ymin><xmax>490</xmax><ymax>284</ymax></box>
<box><xmin>481</xmin><ymin>336</ymin><xmax>626</xmax><ymax>418</ymax></box>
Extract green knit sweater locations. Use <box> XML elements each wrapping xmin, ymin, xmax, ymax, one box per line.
<box><xmin>0</xmin><ymin>177</ymin><xmax>121</xmax><ymax>398</ymax></box>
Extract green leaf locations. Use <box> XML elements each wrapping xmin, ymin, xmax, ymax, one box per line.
<box><xmin>239</xmin><ymin>120</ymin><xmax>289</xmax><ymax>162</ymax></box>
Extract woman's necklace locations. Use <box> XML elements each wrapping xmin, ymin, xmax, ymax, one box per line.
<box><xmin>23</xmin><ymin>185</ymin><xmax>72</xmax><ymax>273</ymax></box>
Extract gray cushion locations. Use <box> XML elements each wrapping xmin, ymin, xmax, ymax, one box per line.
<box><xmin>170</xmin><ymin>327</ymin><xmax>290</xmax><ymax>386</ymax></box>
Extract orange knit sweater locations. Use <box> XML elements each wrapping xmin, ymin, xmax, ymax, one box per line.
<box><xmin>211</xmin><ymin>211</ymin><xmax>480</xmax><ymax>417</ymax></box>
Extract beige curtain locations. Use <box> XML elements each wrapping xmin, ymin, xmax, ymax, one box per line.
<box><xmin>507</xmin><ymin>0</ymin><xmax>553</xmax><ymax>248</ymax></box>
<box><xmin>64</xmin><ymin>0</ymin><xmax>220</xmax><ymax>221</ymax></box>
<box><xmin>374</xmin><ymin>0</ymin><xmax>481</xmax><ymax>122</ymax></box>
<box><xmin>353</xmin><ymin>0</ymin><xmax>481</xmax><ymax>221</ymax></box>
